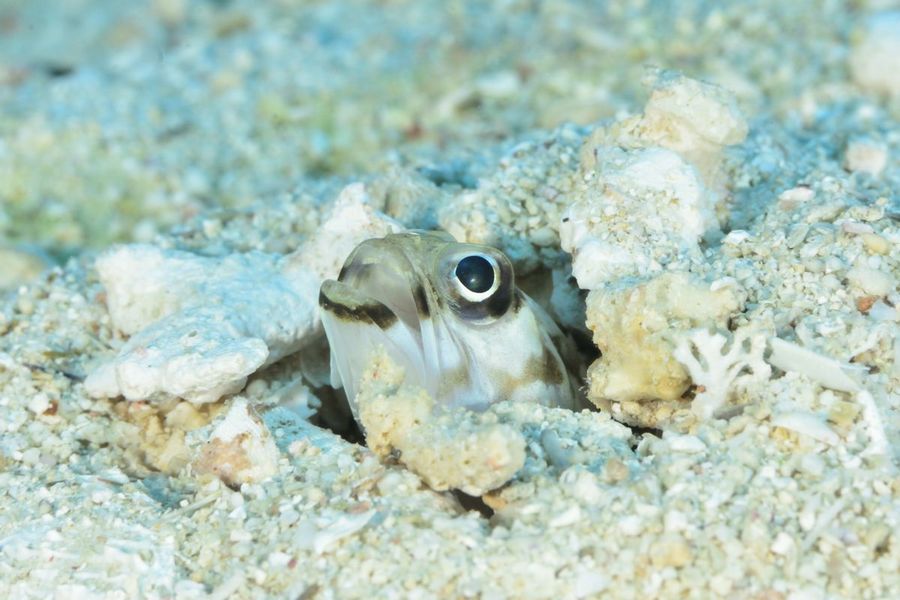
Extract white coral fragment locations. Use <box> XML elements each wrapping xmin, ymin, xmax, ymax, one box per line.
<box><xmin>856</xmin><ymin>391</ymin><xmax>889</xmax><ymax>457</ymax></box>
<box><xmin>771</xmin><ymin>411</ymin><xmax>840</xmax><ymax>446</ymax></box>
<box><xmin>673</xmin><ymin>328</ymin><xmax>771</xmax><ymax>420</ymax></box>
<box><xmin>85</xmin><ymin>183</ymin><xmax>400</xmax><ymax>404</ymax></box>
<box><xmin>767</xmin><ymin>339</ymin><xmax>890</xmax><ymax>457</ymax></box>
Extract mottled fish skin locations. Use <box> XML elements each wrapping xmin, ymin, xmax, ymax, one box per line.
<box><xmin>319</xmin><ymin>231</ymin><xmax>577</xmax><ymax>420</ymax></box>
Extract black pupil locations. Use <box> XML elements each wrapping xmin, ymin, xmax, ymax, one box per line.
<box><xmin>456</xmin><ymin>255</ymin><xmax>494</xmax><ymax>294</ymax></box>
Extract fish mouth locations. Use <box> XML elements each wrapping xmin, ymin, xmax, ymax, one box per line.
<box><xmin>318</xmin><ymin>257</ymin><xmax>431</xmax><ymax>418</ymax></box>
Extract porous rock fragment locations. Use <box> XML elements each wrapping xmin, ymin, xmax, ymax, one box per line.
<box><xmin>561</xmin><ymin>71</ymin><xmax>747</xmax><ymax>289</ymax></box>
<box><xmin>190</xmin><ymin>397</ymin><xmax>280</xmax><ymax>487</ymax></box>
<box><xmin>583</xmin><ymin>68</ymin><xmax>748</xmax><ymax>198</ymax></box>
<box><xmin>355</xmin><ymin>348</ymin><xmax>526</xmax><ymax>496</ymax></box>
<box><xmin>112</xmin><ymin>398</ymin><xmax>218</xmax><ymax>474</ymax></box>
<box><xmin>85</xmin><ymin>184</ymin><xmax>400</xmax><ymax>404</ymax></box>
<box><xmin>85</xmin><ymin>247</ymin><xmax>295</xmax><ymax>403</ymax></box>
<box><xmin>561</xmin><ymin>147</ymin><xmax>710</xmax><ymax>288</ymax></box>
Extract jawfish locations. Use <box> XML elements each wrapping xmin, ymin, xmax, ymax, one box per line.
<box><xmin>319</xmin><ymin>231</ymin><xmax>577</xmax><ymax>419</ymax></box>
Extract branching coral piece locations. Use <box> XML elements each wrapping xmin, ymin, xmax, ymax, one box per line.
<box><xmin>673</xmin><ymin>327</ymin><xmax>771</xmax><ymax>420</ymax></box>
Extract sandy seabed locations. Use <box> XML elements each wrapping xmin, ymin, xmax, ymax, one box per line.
<box><xmin>0</xmin><ymin>1</ymin><xmax>898</xmax><ymax>599</ymax></box>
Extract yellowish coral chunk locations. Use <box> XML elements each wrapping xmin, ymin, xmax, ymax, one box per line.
<box><xmin>585</xmin><ymin>273</ymin><xmax>741</xmax><ymax>426</ymax></box>
<box><xmin>356</xmin><ymin>348</ymin><xmax>526</xmax><ymax>496</ymax></box>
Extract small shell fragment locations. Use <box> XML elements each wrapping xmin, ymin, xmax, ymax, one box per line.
<box><xmin>767</xmin><ymin>338</ymin><xmax>860</xmax><ymax>393</ymax></box>
<box><xmin>771</xmin><ymin>411</ymin><xmax>840</xmax><ymax>445</ymax></box>
<box><xmin>777</xmin><ymin>186</ymin><xmax>814</xmax><ymax>210</ymax></box>
<box><xmin>843</xmin><ymin>139</ymin><xmax>887</xmax><ymax>177</ymax></box>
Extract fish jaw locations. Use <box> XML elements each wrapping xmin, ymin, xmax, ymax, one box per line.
<box><xmin>319</xmin><ymin>279</ymin><xmax>427</xmax><ymax>419</ymax></box>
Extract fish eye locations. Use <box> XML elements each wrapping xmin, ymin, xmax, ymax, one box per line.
<box><xmin>455</xmin><ymin>255</ymin><xmax>495</xmax><ymax>294</ymax></box>
<box><xmin>453</xmin><ymin>253</ymin><xmax>500</xmax><ymax>302</ymax></box>
<box><xmin>441</xmin><ymin>245</ymin><xmax>514</xmax><ymax>321</ymax></box>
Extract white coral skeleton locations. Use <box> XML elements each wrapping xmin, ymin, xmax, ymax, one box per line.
<box><xmin>673</xmin><ymin>327</ymin><xmax>771</xmax><ymax>419</ymax></box>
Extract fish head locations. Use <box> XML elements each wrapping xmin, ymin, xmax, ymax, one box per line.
<box><xmin>319</xmin><ymin>231</ymin><xmax>575</xmax><ymax>420</ymax></box>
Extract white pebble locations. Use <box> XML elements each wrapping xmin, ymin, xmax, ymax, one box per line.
<box><xmin>573</xmin><ymin>571</ymin><xmax>608</xmax><ymax>598</ymax></box>
<box><xmin>777</xmin><ymin>186</ymin><xmax>815</xmax><ymax>209</ymax></box>
<box><xmin>549</xmin><ymin>505</ymin><xmax>582</xmax><ymax>528</ymax></box>
<box><xmin>230</xmin><ymin>529</ymin><xmax>253</xmax><ymax>543</ymax></box>
<box><xmin>21</xmin><ymin>447</ymin><xmax>41</xmax><ymax>465</ymax></box>
<box><xmin>847</xmin><ymin>265</ymin><xmax>894</xmax><ymax>296</ymax></box>
<box><xmin>664</xmin><ymin>510</ymin><xmax>689</xmax><ymax>533</ymax></box>
<box><xmin>798</xmin><ymin>454</ymin><xmax>826</xmax><ymax>478</ymax></box>
<box><xmin>771</xmin><ymin>531</ymin><xmax>795</xmax><ymax>555</ymax></box>
<box><xmin>27</xmin><ymin>393</ymin><xmax>51</xmax><ymax>415</ymax></box>
<box><xmin>90</xmin><ymin>488</ymin><xmax>113</xmax><ymax>504</ymax></box>
<box><xmin>844</xmin><ymin>139</ymin><xmax>887</xmax><ymax>177</ymax></box>
<box><xmin>618</xmin><ymin>515</ymin><xmax>644</xmax><ymax>536</ymax></box>
<box><xmin>799</xmin><ymin>510</ymin><xmax>817</xmax><ymax>532</ymax></box>
<box><xmin>723</xmin><ymin>230</ymin><xmax>752</xmax><ymax>245</ymax></box>
<box><xmin>710</xmin><ymin>574</ymin><xmax>733</xmax><ymax>595</ymax></box>
<box><xmin>666</xmin><ymin>434</ymin><xmax>707</xmax><ymax>454</ymax></box>
<box><xmin>267</xmin><ymin>552</ymin><xmax>293</xmax><ymax>568</ymax></box>
<box><xmin>840</xmin><ymin>221</ymin><xmax>874</xmax><ymax>235</ymax></box>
